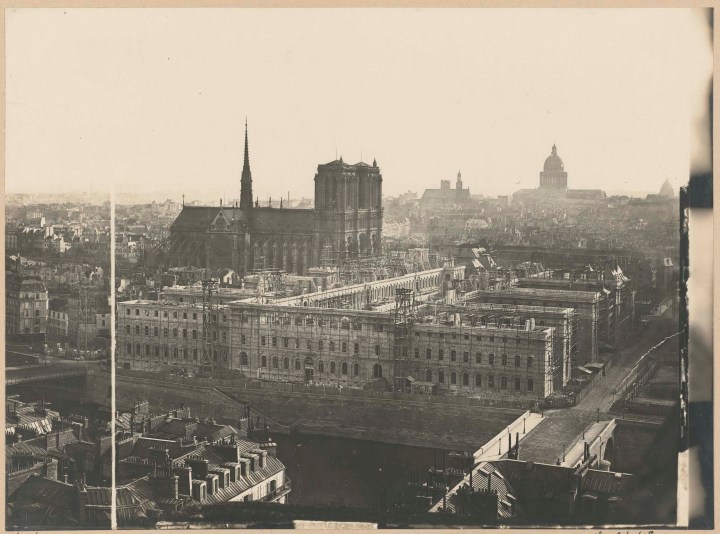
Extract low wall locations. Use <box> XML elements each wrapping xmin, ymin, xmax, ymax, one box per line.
<box><xmin>104</xmin><ymin>371</ymin><xmax>524</xmax><ymax>451</ymax></box>
<box><xmin>473</xmin><ymin>410</ymin><xmax>531</xmax><ymax>461</ymax></box>
<box><xmin>112</xmin><ymin>367</ymin><xmax>538</xmax><ymax>411</ymax></box>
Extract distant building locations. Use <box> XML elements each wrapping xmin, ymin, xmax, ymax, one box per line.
<box><xmin>48</xmin><ymin>298</ymin><xmax>70</xmax><ymax>342</ymax></box>
<box><xmin>5</xmin><ymin>272</ymin><xmax>48</xmax><ymax>342</ymax></box>
<box><xmin>659</xmin><ymin>178</ymin><xmax>675</xmax><ymax>199</ymax></box>
<box><xmin>540</xmin><ymin>144</ymin><xmax>568</xmax><ymax>190</ymax></box>
<box><xmin>514</xmin><ymin>144</ymin><xmax>605</xmax><ymax>201</ymax></box>
<box><xmin>420</xmin><ymin>171</ymin><xmax>473</xmax><ymax>211</ymax></box>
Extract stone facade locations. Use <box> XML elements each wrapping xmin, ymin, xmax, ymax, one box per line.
<box><xmin>5</xmin><ymin>273</ymin><xmax>48</xmax><ymax>342</ymax></box>
<box><xmin>116</xmin><ymin>295</ymin><xmax>558</xmax><ymax>398</ymax></box>
<box><xmin>467</xmin><ymin>288</ymin><xmax>601</xmax><ymax>367</ymax></box>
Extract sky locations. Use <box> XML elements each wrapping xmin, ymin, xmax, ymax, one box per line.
<box><xmin>5</xmin><ymin>8</ymin><xmax>712</xmax><ymax>202</ymax></box>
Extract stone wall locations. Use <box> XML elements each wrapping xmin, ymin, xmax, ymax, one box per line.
<box><xmin>106</xmin><ymin>371</ymin><xmax>523</xmax><ymax>451</ymax></box>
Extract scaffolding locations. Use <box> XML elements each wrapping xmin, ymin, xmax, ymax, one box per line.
<box><xmin>393</xmin><ymin>288</ymin><xmax>416</xmax><ymax>391</ymax></box>
<box><xmin>200</xmin><ymin>278</ymin><xmax>219</xmax><ymax>375</ymax></box>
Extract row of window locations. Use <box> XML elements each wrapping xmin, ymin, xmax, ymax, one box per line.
<box><xmin>122</xmin><ymin>328</ymin><xmax>384</xmax><ymax>356</ymax></box>
<box><xmin>124</xmin><ymin>308</ymin><xmax>226</xmax><ymax>322</ymax></box>
<box><xmin>122</xmin><ymin>344</ymin><xmax>384</xmax><ymax>378</ymax></box>
<box><xmin>124</xmin><ymin>325</ymin><xmax>228</xmax><ymax>342</ymax></box>
<box><xmin>414</xmin><ymin>331</ymin><xmax>540</xmax><ymax>344</ymax></box>
<box><xmin>251</xmin><ymin>314</ymin><xmax>386</xmax><ymax>332</ymax></box>
<box><xmin>414</xmin><ymin>348</ymin><xmax>535</xmax><ymax>367</ymax></box>
<box><xmin>125</xmin><ymin>343</ymin><xmax>227</xmax><ymax>362</ymax></box>
<box><xmin>257</xmin><ymin>335</ymin><xmax>381</xmax><ymax>355</ymax></box>
<box><xmin>253</xmin><ymin>355</ymin><xmax>363</xmax><ymax>376</ymax></box>
<box><xmin>423</xmin><ymin>369</ymin><xmax>534</xmax><ymax>391</ymax></box>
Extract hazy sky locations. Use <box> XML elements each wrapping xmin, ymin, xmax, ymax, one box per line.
<box><xmin>6</xmin><ymin>8</ymin><xmax>712</xmax><ymax>201</ymax></box>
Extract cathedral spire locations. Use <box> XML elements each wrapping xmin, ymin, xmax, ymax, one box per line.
<box><xmin>240</xmin><ymin>118</ymin><xmax>253</xmax><ymax>210</ymax></box>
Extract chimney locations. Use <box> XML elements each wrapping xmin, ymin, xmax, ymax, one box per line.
<box><xmin>487</xmin><ymin>471</ymin><xmax>492</xmax><ymax>492</ymax></box>
<box><xmin>151</xmin><ymin>473</ymin><xmax>179</xmax><ymax>500</ymax></box>
<box><xmin>187</xmin><ymin>458</ymin><xmax>209</xmax><ymax>480</ymax></box>
<box><xmin>173</xmin><ymin>466</ymin><xmax>192</xmax><ymax>496</ymax></box>
<box><xmin>260</xmin><ymin>438</ymin><xmax>278</xmax><ymax>458</ymax></box>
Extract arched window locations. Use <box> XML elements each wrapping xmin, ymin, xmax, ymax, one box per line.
<box><xmin>515</xmin><ymin>354</ymin><xmax>521</xmax><ymax>367</ymax></box>
<box><xmin>330</xmin><ymin>361</ymin><xmax>336</xmax><ymax>374</ymax></box>
<box><xmin>145</xmin><ymin>344</ymin><xmax>150</xmax><ymax>356</ymax></box>
<box><xmin>272</xmin><ymin>356</ymin><xmax>278</xmax><ymax>368</ymax></box>
<box><xmin>284</xmin><ymin>357</ymin><xmax>289</xmax><ymax>370</ymax></box>
<box><xmin>154</xmin><ymin>345</ymin><xmax>160</xmax><ymax>357</ymax></box>
<box><xmin>372</xmin><ymin>363</ymin><xmax>383</xmax><ymax>378</ymax></box>
<box><xmin>126</xmin><ymin>343</ymin><xmax>132</xmax><ymax>355</ymax></box>
<box><xmin>425</xmin><ymin>369</ymin><xmax>432</xmax><ymax>382</ymax></box>
<box><xmin>295</xmin><ymin>359</ymin><xmax>301</xmax><ymax>371</ymax></box>
<box><xmin>462</xmin><ymin>372</ymin><xmax>469</xmax><ymax>386</ymax></box>
<box><xmin>261</xmin><ymin>355</ymin><xmax>267</xmax><ymax>368</ymax></box>
<box><xmin>515</xmin><ymin>377</ymin><xmax>521</xmax><ymax>391</ymax></box>
<box><xmin>353</xmin><ymin>363</ymin><xmax>359</xmax><ymax>376</ymax></box>
<box><xmin>136</xmin><ymin>343</ymin><xmax>141</xmax><ymax>355</ymax></box>
<box><xmin>450</xmin><ymin>371</ymin><xmax>457</xmax><ymax>385</ymax></box>
<box><xmin>527</xmin><ymin>378</ymin><xmax>534</xmax><ymax>392</ymax></box>
<box><xmin>438</xmin><ymin>371</ymin><xmax>445</xmax><ymax>383</ymax></box>
<box><xmin>475</xmin><ymin>373</ymin><xmax>482</xmax><ymax>387</ymax></box>
<box><xmin>135</xmin><ymin>325</ymin><xmax>140</xmax><ymax>334</ymax></box>
<box><xmin>341</xmin><ymin>362</ymin><xmax>348</xmax><ymax>375</ymax></box>
<box><xmin>318</xmin><ymin>361</ymin><xmax>325</xmax><ymax>372</ymax></box>
<box><xmin>241</xmin><ymin>352</ymin><xmax>249</xmax><ymax>366</ymax></box>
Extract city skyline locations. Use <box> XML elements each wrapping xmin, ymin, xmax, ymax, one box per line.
<box><xmin>6</xmin><ymin>9</ymin><xmax>711</xmax><ymax>198</ymax></box>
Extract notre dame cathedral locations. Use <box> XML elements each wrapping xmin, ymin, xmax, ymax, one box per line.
<box><xmin>168</xmin><ymin>124</ymin><xmax>384</xmax><ymax>275</ymax></box>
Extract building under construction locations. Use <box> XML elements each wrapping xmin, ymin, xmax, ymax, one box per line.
<box><xmin>116</xmin><ymin>268</ymin><xmax>563</xmax><ymax>398</ymax></box>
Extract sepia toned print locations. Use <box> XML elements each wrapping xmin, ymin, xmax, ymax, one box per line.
<box><xmin>4</xmin><ymin>7</ymin><xmax>711</xmax><ymax>529</ymax></box>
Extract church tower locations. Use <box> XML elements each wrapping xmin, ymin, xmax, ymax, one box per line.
<box><xmin>313</xmin><ymin>157</ymin><xmax>383</xmax><ymax>260</ymax></box>
<box><xmin>240</xmin><ymin>120</ymin><xmax>253</xmax><ymax>210</ymax></box>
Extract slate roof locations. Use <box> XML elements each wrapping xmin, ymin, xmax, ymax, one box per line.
<box><xmin>170</xmin><ymin>207</ymin><xmax>248</xmax><ymax>232</ymax></box>
<box><xmin>443</xmin><ymin>461</ymin><xmax>518</xmax><ymax>518</ymax></box>
<box><xmin>130</xmin><ymin>436</ymin><xmax>192</xmax><ymax>460</ymax></box>
<box><xmin>581</xmin><ymin>470</ymin><xmax>635</xmax><ymax>497</ymax></box>
<box><xmin>12</xmin><ymin>474</ymin><xmax>75</xmax><ymax>505</ymax></box>
<box><xmin>492</xmin><ymin>459</ymin><xmax>576</xmax><ymax>500</ymax></box>
<box><xmin>7</xmin><ymin>441</ymin><xmax>50</xmax><ymax>458</ymax></box>
<box><xmin>84</xmin><ymin>485</ymin><xmax>160</xmax><ymax>526</ymax></box>
<box><xmin>201</xmin><ymin>455</ymin><xmax>286</xmax><ymax>504</ymax></box>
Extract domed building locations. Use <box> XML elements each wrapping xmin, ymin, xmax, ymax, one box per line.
<box><xmin>513</xmin><ymin>143</ymin><xmax>606</xmax><ymax>201</ymax></box>
<box><xmin>539</xmin><ymin>144</ymin><xmax>568</xmax><ymax>189</ymax></box>
<box><xmin>659</xmin><ymin>179</ymin><xmax>675</xmax><ymax>199</ymax></box>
